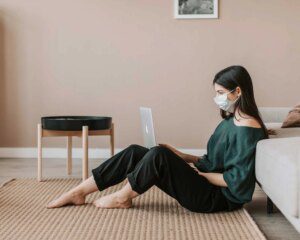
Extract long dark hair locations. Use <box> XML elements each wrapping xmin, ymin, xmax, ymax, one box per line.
<box><xmin>212</xmin><ymin>65</ymin><xmax>269</xmax><ymax>139</ymax></box>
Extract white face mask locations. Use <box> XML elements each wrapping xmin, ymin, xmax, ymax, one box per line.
<box><xmin>213</xmin><ymin>88</ymin><xmax>240</xmax><ymax>113</ymax></box>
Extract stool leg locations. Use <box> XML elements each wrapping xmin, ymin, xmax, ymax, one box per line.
<box><xmin>82</xmin><ymin>126</ymin><xmax>89</xmax><ymax>181</ymax></box>
<box><xmin>37</xmin><ymin>124</ymin><xmax>43</xmax><ymax>182</ymax></box>
<box><xmin>110</xmin><ymin>122</ymin><xmax>114</xmax><ymax>156</ymax></box>
<box><xmin>67</xmin><ymin>136</ymin><xmax>72</xmax><ymax>175</ymax></box>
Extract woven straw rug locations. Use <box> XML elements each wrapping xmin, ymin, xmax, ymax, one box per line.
<box><xmin>0</xmin><ymin>178</ymin><xmax>267</xmax><ymax>240</ymax></box>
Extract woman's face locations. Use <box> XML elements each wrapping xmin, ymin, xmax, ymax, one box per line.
<box><xmin>214</xmin><ymin>83</ymin><xmax>241</xmax><ymax>101</ymax></box>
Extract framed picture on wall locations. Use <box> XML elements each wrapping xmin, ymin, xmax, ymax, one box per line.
<box><xmin>174</xmin><ymin>0</ymin><xmax>218</xmax><ymax>19</ymax></box>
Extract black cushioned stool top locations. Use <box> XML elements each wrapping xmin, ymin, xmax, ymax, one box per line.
<box><xmin>41</xmin><ymin>116</ymin><xmax>112</xmax><ymax>131</ymax></box>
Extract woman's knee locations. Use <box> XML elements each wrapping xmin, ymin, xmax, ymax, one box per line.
<box><xmin>148</xmin><ymin>145</ymin><xmax>170</xmax><ymax>155</ymax></box>
<box><xmin>127</xmin><ymin>144</ymin><xmax>170</xmax><ymax>157</ymax></box>
<box><xmin>127</xmin><ymin>144</ymin><xmax>149</xmax><ymax>154</ymax></box>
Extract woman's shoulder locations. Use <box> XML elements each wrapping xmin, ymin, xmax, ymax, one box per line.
<box><xmin>231</xmin><ymin>116</ymin><xmax>265</xmax><ymax>141</ymax></box>
<box><xmin>231</xmin><ymin>110</ymin><xmax>260</xmax><ymax>126</ymax></box>
<box><xmin>233</xmin><ymin>117</ymin><xmax>261</xmax><ymax>128</ymax></box>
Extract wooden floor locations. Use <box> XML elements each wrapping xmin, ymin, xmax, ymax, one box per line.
<box><xmin>0</xmin><ymin>158</ymin><xmax>299</xmax><ymax>240</ymax></box>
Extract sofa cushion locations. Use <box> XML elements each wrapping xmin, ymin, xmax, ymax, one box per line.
<box><xmin>265</xmin><ymin>122</ymin><xmax>300</xmax><ymax>138</ymax></box>
<box><xmin>255</xmin><ymin>137</ymin><xmax>300</xmax><ymax>218</ymax></box>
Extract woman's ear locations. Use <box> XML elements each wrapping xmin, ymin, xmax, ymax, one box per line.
<box><xmin>236</xmin><ymin>86</ymin><xmax>242</xmax><ymax>97</ymax></box>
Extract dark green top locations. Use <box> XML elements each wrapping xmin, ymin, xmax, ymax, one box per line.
<box><xmin>194</xmin><ymin>116</ymin><xmax>266</xmax><ymax>204</ymax></box>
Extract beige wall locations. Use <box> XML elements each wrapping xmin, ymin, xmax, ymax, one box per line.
<box><xmin>0</xmin><ymin>1</ymin><xmax>299</xmax><ymax>148</ymax></box>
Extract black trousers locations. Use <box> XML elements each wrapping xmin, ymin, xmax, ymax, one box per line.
<box><xmin>91</xmin><ymin>144</ymin><xmax>243</xmax><ymax>213</ymax></box>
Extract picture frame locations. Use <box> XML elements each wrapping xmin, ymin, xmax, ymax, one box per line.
<box><xmin>174</xmin><ymin>0</ymin><xmax>219</xmax><ymax>19</ymax></box>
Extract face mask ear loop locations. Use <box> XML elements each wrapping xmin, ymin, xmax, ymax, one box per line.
<box><xmin>216</xmin><ymin>88</ymin><xmax>234</xmax><ymax>98</ymax></box>
<box><xmin>230</xmin><ymin>87</ymin><xmax>237</xmax><ymax>94</ymax></box>
<box><xmin>224</xmin><ymin>88</ymin><xmax>236</xmax><ymax>96</ymax></box>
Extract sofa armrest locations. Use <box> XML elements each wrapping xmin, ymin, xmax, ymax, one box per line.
<box><xmin>255</xmin><ymin>137</ymin><xmax>300</xmax><ymax>218</ymax></box>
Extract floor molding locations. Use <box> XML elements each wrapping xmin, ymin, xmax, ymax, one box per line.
<box><xmin>0</xmin><ymin>147</ymin><xmax>207</xmax><ymax>159</ymax></box>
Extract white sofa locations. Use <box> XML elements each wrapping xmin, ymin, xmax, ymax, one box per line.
<box><xmin>256</xmin><ymin>107</ymin><xmax>300</xmax><ymax>233</ymax></box>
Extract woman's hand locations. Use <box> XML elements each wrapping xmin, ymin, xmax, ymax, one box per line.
<box><xmin>192</xmin><ymin>166</ymin><xmax>205</xmax><ymax>176</ymax></box>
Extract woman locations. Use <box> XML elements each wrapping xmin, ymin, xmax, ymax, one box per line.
<box><xmin>47</xmin><ymin>65</ymin><xmax>269</xmax><ymax>213</ymax></box>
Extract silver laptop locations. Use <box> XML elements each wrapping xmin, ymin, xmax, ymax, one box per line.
<box><xmin>139</xmin><ymin>107</ymin><xmax>157</xmax><ymax>148</ymax></box>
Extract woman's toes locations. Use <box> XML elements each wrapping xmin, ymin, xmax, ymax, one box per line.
<box><xmin>46</xmin><ymin>190</ymin><xmax>85</xmax><ymax>209</ymax></box>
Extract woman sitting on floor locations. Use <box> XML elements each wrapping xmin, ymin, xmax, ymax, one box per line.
<box><xmin>47</xmin><ymin>65</ymin><xmax>269</xmax><ymax>213</ymax></box>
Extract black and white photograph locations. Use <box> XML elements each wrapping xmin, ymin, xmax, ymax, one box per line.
<box><xmin>174</xmin><ymin>0</ymin><xmax>218</xmax><ymax>19</ymax></box>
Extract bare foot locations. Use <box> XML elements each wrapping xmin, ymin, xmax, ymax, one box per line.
<box><xmin>46</xmin><ymin>190</ymin><xmax>85</xmax><ymax>209</ymax></box>
<box><xmin>93</xmin><ymin>191</ymin><xmax>132</xmax><ymax>209</ymax></box>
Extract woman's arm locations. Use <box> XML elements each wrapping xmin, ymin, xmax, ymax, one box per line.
<box><xmin>196</xmin><ymin>170</ymin><xmax>228</xmax><ymax>187</ymax></box>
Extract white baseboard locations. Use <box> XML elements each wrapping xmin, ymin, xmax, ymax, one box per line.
<box><xmin>0</xmin><ymin>147</ymin><xmax>207</xmax><ymax>159</ymax></box>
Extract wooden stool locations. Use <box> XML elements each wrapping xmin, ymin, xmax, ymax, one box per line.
<box><xmin>37</xmin><ymin>119</ymin><xmax>114</xmax><ymax>182</ymax></box>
